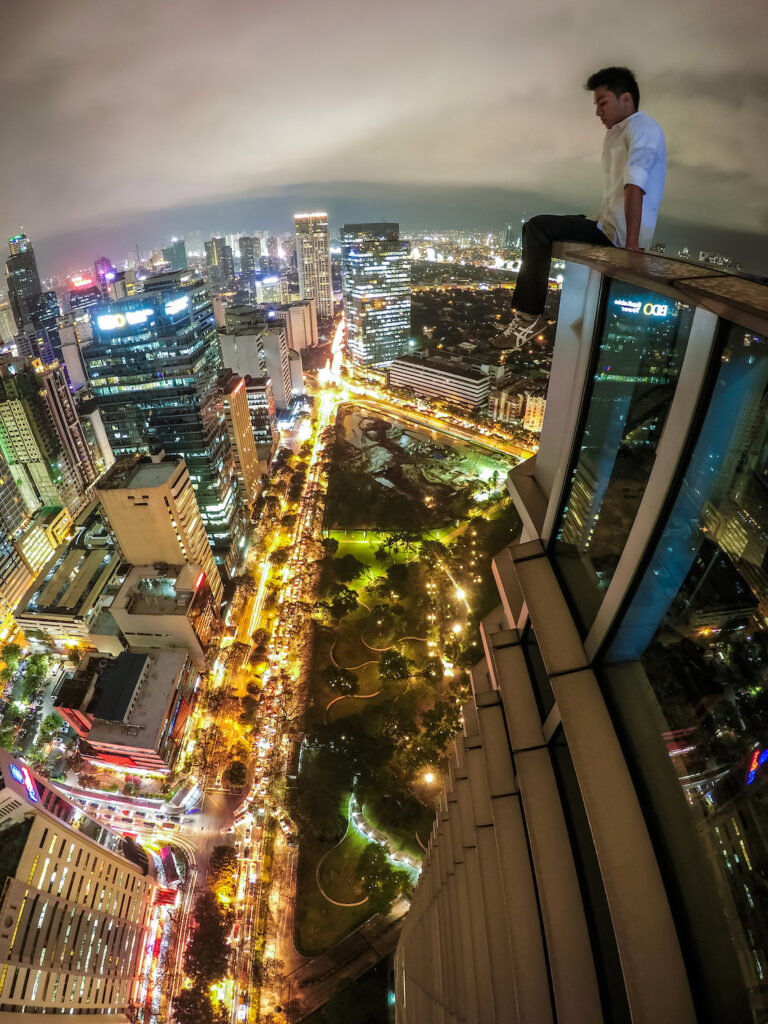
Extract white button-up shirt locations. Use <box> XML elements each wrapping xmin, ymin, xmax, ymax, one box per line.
<box><xmin>594</xmin><ymin>110</ymin><xmax>666</xmax><ymax>249</ymax></box>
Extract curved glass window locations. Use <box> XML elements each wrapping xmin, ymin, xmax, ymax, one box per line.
<box><xmin>606</xmin><ymin>322</ymin><xmax>768</xmax><ymax>1020</ymax></box>
<box><xmin>554</xmin><ymin>280</ymin><xmax>694</xmax><ymax>632</ymax></box>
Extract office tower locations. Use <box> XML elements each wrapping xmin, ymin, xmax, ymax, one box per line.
<box><xmin>55</xmin><ymin>648</ymin><xmax>198</xmax><ymax>773</ymax></box>
<box><xmin>96</xmin><ymin>454</ymin><xmax>223</xmax><ymax>606</ymax></box>
<box><xmin>220</xmin><ymin>370</ymin><xmax>262</xmax><ymax>502</ymax></box>
<box><xmin>205</xmin><ymin>237</ymin><xmax>234</xmax><ymax>286</ymax></box>
<box><xmin>396</xmin><ymin>247</ymin><xmax>768</xmax><ymax>1023</ymax></box>
<box><xmin>93</xmin><ymin>255</ymin><xmax>116</xmax><ymax>285</ymax></box>
<box><xmin>162</xmin><ymin>238</ymin><xmax>188</xmax><ymax>272</ymax></box>
<box><xmin>266</xmin><ymin>235</ymin><xmax>280</xmax><ymax>262</ymax></box>
<box><xmin>243</xmin><ymin>376</ymin><xmax>277</xmax><ymax>464</ymax></box>
<box><xmin>219</xmin><ymin>306</ymin><xmax>268</xmax><ymax>379</ymax></box>
<box><xmin>288</xmin><ymin>349</ymin><xmax>304</xmax><ymax>400</ymax></box>
<box><xmin>30</xmin><ymin>290</ymin><xmax>63</xmax><ymax>362</ymax></box>
<box><xmin>260</xmin><ymin>327</ymin><xmax>292</xmax><ymax>411</ymax></box>
<box><xmin>57</xmin><ymin>312</ymin><xmax>92</xmax><ymax>390</ymax></box>
<box><xmin>341</xmin><ymin>222</ymin><xmax>410</xmax><ymax>365</ymax></box>
<box><xmin>0</xmin><ymin>356</ymin><xmax>91</xmax><ymax>515</ymax></box>
<box><xmin>256</xmin><ymin>276</ymin><xmax>284</xmax><ymax>305</ymax></box>
<box><xmin>5</xmin><ymin>233</ymin><xmax>42</xmax><ymax>332</ymax></box>
<box><xmin>386</xmin><ymin>355</ymin><xmax>489</xmax><ymax>409</ymax></box>
<box><xmin>270</xmin><ymin>299</ymin><xmax>318</xmax><ymax>351</ymax></box>
<box><xmin>0</xmin><ymin>748</ymin><xmax>156</xmax><ymax>1016</ymax></box>
<box><xmin>74</xmin><ymin>394</ymin><xmax>115</xmax><ymax>474</ymax></box>
<box><xmin>294</xmin><ymin>212</ymin><xmax>333</xmax><ymax>319</ymax></box>
<box><xmin>84</xmin><ymin>272</ymin><xmax>244</xmax><ymax>566</ymax></box>
<box><xmin>0</xmin><ymin>454</ymin><xmax>32</xmax><ymax>641</ymax></box>
<box><xmin>238</xmin><ymin>236</ymin><xmax>258</xmax><ymax>281</ymax></box>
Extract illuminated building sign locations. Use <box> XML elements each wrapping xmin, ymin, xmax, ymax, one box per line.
<box><xmin>9</xmin><ymin>762</ymin><xmax>39</xmax><ymax>802</ymax></box>
<box><xmin>194</xmin><ymin>571</ymin><xmax>205</xmax><ymax>589</ymax></box>
<box><xmin>96</xmin><ymin>308</ymin><xmax>155</xmax><ymax>331</ymax></box>
<box><xmin>747</xmin><ymin>748</ymin><xmax>768</xmax><ymax>784</ymax></box>
<box><xmin>71</xmin><ymin>275</ymin><xmax>94</xmax><ymax>289</ymax></box>
<box><xmin>164</xmin><ymin>296</ymin><xmax>189</xmax><ymax>316</ymax></box>
<box><xmin>613</xmin><ymin>297</ymin><xmax>669</xmax><ymax>317</ymax></box>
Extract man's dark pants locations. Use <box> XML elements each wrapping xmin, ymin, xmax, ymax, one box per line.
<box><xmin>513</xmin><ymin>215</ymin><xmax>614</xmax><ymax>315</ymax></box>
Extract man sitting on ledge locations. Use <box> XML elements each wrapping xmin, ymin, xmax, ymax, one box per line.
<box><xmin>494</xmin><ymin>65</ymin><xmax>666</xmax><ymax>350</ymax></box>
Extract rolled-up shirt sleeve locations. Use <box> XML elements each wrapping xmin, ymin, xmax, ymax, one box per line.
<box><xmin>623</xmin><ymin>121</ymin><xmax>663</xmax><ymax>193</ymax></box>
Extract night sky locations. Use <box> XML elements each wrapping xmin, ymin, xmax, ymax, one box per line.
<box><xmin>2</xmin><ymin>0</ymin><xmax>766</xmax><ymax>274</ymax></box>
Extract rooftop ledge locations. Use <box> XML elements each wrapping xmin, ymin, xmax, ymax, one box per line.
<box><xmin>553</xmin><ymin>243</ymin><xmax>768</xmax><ymax>338</ymax></box>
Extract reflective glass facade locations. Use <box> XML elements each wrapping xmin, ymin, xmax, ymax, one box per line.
<box><xmin>84</xmin><ymin>276</ymin><xmax>244</xmax><ymax>560</ymax></box>
<box><xmin>555</xmin><ymin>280</ymin><xmax>694</xmax><ymax>630</ymax></box>
<box><xmin>341</xmin><ymin>222</ymin><xmax>411</xmax><ymax>366</ymax></box>
<box><xmin>603</xmin><ymin>321</ymin><xmax>768</xmax><ymax>1020</ymax></box>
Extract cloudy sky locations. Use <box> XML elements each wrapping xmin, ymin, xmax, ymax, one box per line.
<box><xmin>2</xmin><ymin>0</ymin><xmax>766</xmax><ymax>274</ymax></box>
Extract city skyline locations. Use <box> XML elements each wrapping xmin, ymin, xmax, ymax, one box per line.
<box><xmin>1</xmin><ymin>1</ymin><xmax>766</xmax><ymax>274</ymax></box>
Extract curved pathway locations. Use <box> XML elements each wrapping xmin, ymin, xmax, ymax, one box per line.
<box><xmin>315</xmin><ymin>828</ymin><xmax>369</xmax><ymax>908</ymax></box>
<box><xmin>415</xmin><ymin>832</ymin><xmax>428</xmax><ymax>854</ymax></box>
<box><xmin>329</xmin><ymin>639</ymin><xmax>377</xmax><ymax>672</ymax></box>
<box><xmin>324</xmin><ymin>688</ymin><xmax>383</xmax><ymax>723</ymax></box>
<box><xmin>360</xmin><ymin>634</ymin><xmax>427</xmax><ymax>653</ymax></box>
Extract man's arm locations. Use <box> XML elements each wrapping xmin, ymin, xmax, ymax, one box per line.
<box><xmin>624</xmin><ymin>184</ymin><xmax>644</xmax><ymax>251</ymax></box>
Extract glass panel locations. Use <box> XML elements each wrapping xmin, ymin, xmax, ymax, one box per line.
<box><xmin>607</xmin><ymin>322</ymin><xmax>768</xmax><ymax>1019</ymax></box>
<box><xmin>554</xmin><ymin>281</ymin><xmax>694</xmax><ymax>632</ymax></box>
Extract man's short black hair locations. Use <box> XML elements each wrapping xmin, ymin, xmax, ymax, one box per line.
<box><xmin>585</xmin><ymin>66</ymin><xmax>640</xmax><ymax>110</ymax></box>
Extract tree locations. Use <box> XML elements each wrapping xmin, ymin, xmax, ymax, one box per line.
<box><xmin>379</xmin><ymin>649</ymin><xmax>408</xmax><ymax>681</ymax></box>
<box><xmin>38</xmin><ymin>713</ymin><xmax>62</xmax><ymax>743</ymax></box>
<box><xmin>240</xmin><ymin>696</ymin><xmax>259</xmax><ymax>725</ymax></box>
<box><xmin>322</xmin><ymin>537</ymin><xmax>339</xmax><ymax>555</ymax></box>
<box><xmin>251</xmin><ymin>628</ymin><xmax>269</xmax><ymax>650</ymax></box>
<box><xmin>173</xmin><ymin>984</ymin><xmax>229</xmax><ymax>1024</ymax></box>
<box><xmin>321</xmin><ymin>665</ymin><xmax>359</xmax><ymax>696</ymax></box>
<box><xmin>358</xmin><ymin>842</ymin><xmax>410</xmax><ymax>914</ymax></box>
<box><xmin>329</xmin><ymin>584</ymin><xmax>358</xmax><ymax>619</ymax></box>
<box><xmin>422</xmin><ymin>657</ymin><xmax>444</xmax><ymax>683</ymax></box>
<box><xmin>208</xmin><ymin>845</ymin><xmax>238</xmax><ymax>902</ymax></box>
<box><xmin>333</xmin><ymin>554</ymin><xmax>365</xmax><ymax>583</ymax></box>
<box><xmin>183</xmin><ymin>891</ymin><xmax>231</xmax><ymax>985</ymax></box>
<box><xmin>1</xmin><ymin>643</ymin><xmax>21</xmax><ymax>670</ymax></box>
<box><xmin>271</xmin><ymin>547</ymin><xmax>291</xmax><ymax>566</ymax></box>
<box><xmin>225</xmin><ymin>760</ymin><xmax>247</xmax><ymax>789</ymax></box>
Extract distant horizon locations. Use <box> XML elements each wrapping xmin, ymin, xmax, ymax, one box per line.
<box><xmin>17</xmin><ymin>183</ymin><xmax>768</xmax><ymax>284</ymax></box>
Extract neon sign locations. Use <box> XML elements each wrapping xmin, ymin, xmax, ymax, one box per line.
<box><xmin>9</xmin><ymin>762</ymin><xmax>39</xmax><ymax>802</ymax></box>
<box><xmin>164</xmin><ymin>297</ymin><xmax>189</xmax><ymax>316</ymax></box>
<box><xmin>747</xmin><ymin>748</ymin><xmax>768</xmax><ymax>784</ymax></box>
<box><xmin>96</xmin><ymin>308</ymin><xmax>155</xmax><ymax>330</ymax></box>
<box><xmin>71</xmin><ymin>275</ymin><xmax>94</xmax><ymax>289</ymax></box>
<box><xmin>613</xmin><ymin>298</ymin><xmax>669</xmax><ymax>318</ymax></box>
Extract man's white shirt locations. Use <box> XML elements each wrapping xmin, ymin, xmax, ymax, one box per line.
<box><xmin>594</xmin><ymin>110</ymin><xmax>666</xmax><ymax>249</ymax></box>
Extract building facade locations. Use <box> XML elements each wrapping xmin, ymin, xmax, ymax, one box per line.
<box><xmin>84</xmin><ymin>272</ymin><xmax>244</xmax><ymax>565</ymax></box>
<box><xmin>0</xmin><ymin>749</ymin><xmax>156</xmax><ymax>1019</ymax></box>
<box><xmin>95</xmin><ymin>455</ymin><xmax>223</xmax><ymax>606</ymax></box>
<box><xmin>4</xmin><ymin>233</ymin><xmax>41</xmax><ymax>333</ymax></box>
<box><xmin>387</xmin><ymin>355</ymin><xmax>489</xmax><ymax>409</ymax></box>
<box><xmin>294</xmin><ymin>213</ymin><xmax>333</xmax><ymax>320</ymax></box>
<box><xmin>341</xmin><ymin>222</ymin><xmax>411</xmax><ymax>365</ymax></box>
<box><xmin>219</xmin><ymin>370</ymin><xmax>262</xmax><ymax>503</ymax></box>
<box><xmin>396</xmin><ymin>246</ymin><xmax>768</xmax><ymax>1024</ymax></box>
<box><xmin>269</xmin><ymin>299</ymin><xmax>318</xmax><ymax>351</ymax></box>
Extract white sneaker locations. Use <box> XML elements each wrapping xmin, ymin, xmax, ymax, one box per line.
<box><xmin>491</xmin><ymin>311</ymin><xmax>548</xmax><ymax>350</ymax></box>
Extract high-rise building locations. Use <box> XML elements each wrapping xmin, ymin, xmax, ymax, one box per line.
<box><xmin>162</xmin><ymin>238</ymin><xmax>188</xmax><ymax>272</ymax></box>
<box><xmin>219</xmin><ymin>306</ymin><xmax>268</xmax><ymax>380</ymax></box>
<box><xmin>238</xmin><ymin>236</ymin><xmax>259</xmax><ymax>281</ymax></box>
<box><xmin>5</xmin><ymin>233</ymin><xmax>41</xmax><ymax>333</ymax></box>
<box><xmin>0</xmin><ymin>453</ymin><xmax>32</xmax><ymax>641</ymax></box>
<box><xmin>93</xmin><ymin>255</ymin><xmax>116</xmax><ymax>286</ymax></box>
<box><xmin>268</xmin><ymin>300</ymin><xmax>318</xmax><ymax>351</ymax></box>
<box><xmin>219</xmin><ymin>370</ymin><xmax>262</xmax><ymax>502</ymax></box>
<box><xmin>294</xmin><ymin>213</ymin><xmax>333</xmax><ymax>319</ymax></box>
<box><xmin>0</xmin><ymin>748</ymin><xmax>156</xmax><ymax>1016</ymax></box>
<box><xmin>0</xmin><ymin>302</ymin><xmax>16</xmax><ymax>343</ymax></box>
<box><xmin>243</xmin><ymin>376</ymin><xmax>277</xmax><ymax>464</ymax></box>
<box><xmin>386</xmin><ymin>355</ymin><xmax>489</xmax><ymax>408</ymax></box>
<box><xmin>96</xmin><ymin>454</ymin><xmax>223</xmax><ymax>606</ymax></box>
<box><xmin>396</xmin><ymin>246</ymin><xmax>768</xmax><ymax>1024</ymax></box>
<box><xmin>205</xmin><ymin>237</ymin><xmax>234</xmax><ymax>286</ymax></box>
<box><xmin>260</xmin><ymin>327</ymin><xmax>293</xmax><ymax>411</ymax></box>
<box><xmin>341</xmin><ymin>222</ymin><xmax>410</xmax><ymax>365</ymax></box>
<box><xmin>0</xmin><ymin>356</ymin><xmax>91</xmax><ymax>515</ymax></box>
<box><xmin>84</xmin><ymin>272</ymin><xmax>244</xmax><ymax>565</ymax></box>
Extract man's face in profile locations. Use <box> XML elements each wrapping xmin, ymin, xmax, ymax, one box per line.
<box><xmin>593</xmin><ymin>86</ymin><xmax>635</xmax><ymax>129</ymax></box>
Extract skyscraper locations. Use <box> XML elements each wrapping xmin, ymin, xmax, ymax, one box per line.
<box><xmin>396</xmin><ymin>246</ymin><xmax>768</xmax><ymax>1024</ymax></box>
<box><xmin>220</xmin><ymin>370</ymin><xmax>263</xmax><ymax>502</ymax></box>
<box><xmin>5</xmin><ymin>233</ymin><xmax>42</xmax><ymax>333</ymax></box>
<box><xmin>0</xmin><ymin>748</ymin><xmax>156</xmax><ymax>1017</ymax></box>
<box><xmin>84</xmin><ymin>271</ymin><xmax>244</xmax><ymax>566</ymax></box>
<box><xmin>162</xmin><ymin>238</ymin><xmax>188</xmax><ymax>272</ymax></box>
<box><xmin>238</xmin><ymin>236</ymin><xmax>259</xmax><ymax>281</ymax></box>
<box><xmin>0</xmin><ymin>453</ymin><xmax>32</xmax><ymax>641</ymax></box>
<box><xmin>96</xmin><ymin>453</ymin><xmax>223</xmax><ymax>606</ymax></box>
<box><xmin>341</xmin><ymin>222</ymin><xmax>411</xmax><ymax>365</ymax></box>
<box><xmin>205</xmin><ymin>237</ymin><xmax>234</xmax><ymax>286</ymax></box>
<box><xmin>294</xmin><ymin>212</ymin><xmax>333</xmax><ymax>319</ymax></box>
<box><xmin>0</xmin><ymin>356</ymin><xmax>91</xmax><ymax>515</ymax></box>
